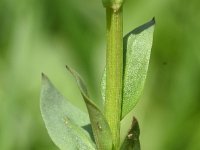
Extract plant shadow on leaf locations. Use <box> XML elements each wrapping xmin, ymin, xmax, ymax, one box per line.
<box><xmin>82</xmin><ymin>124</ymin><xmax>95</xmax><ymax>142</ymax></box>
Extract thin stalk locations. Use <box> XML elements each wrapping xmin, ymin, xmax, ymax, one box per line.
<box><xmin>105</xmin><ymin>7</ymin><xmax>123</xmax><ymax>149</ymax></box>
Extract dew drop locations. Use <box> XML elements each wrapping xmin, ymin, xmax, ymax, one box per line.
<box><xmin>97</xmin><ymin>122</ymin><xmax>102</xmax><ymax>131</ymax></box>
<box><xmin>128</xmin><ymin>133</ymin><xmax>133</xmax><ymax>139</ymax></box>
<box><xmin>63</xmin><ymin>117</ymin><xmax>69</xmax><ymax>126</ymax></box>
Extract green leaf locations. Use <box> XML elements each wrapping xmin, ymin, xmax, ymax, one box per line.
<box><xmin>66</xmin><ymin>66</ymin><xmax>113</xmax><ymax>150</ymax></box>
<box><xmin>40</xmin><ymin>74</ymin><xmax>96</xmax><ymax>150</ymax></box>
<box><xmin>101</xmin><ymin>18</ymin><xmax>155</xmax><ymax>119</ymax></box>
<box><xmin>120</xmin><ymin>117</ymin><xmax>140</xmax><ymax>150</ymax></box>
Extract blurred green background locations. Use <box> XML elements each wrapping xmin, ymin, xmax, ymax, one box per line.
<box><xmin>1</xmin><ymin>0</ymin><xmax>200</xmax><ymax>149</ymax></box>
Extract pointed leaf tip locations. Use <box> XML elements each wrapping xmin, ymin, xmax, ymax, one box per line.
<box><xmin>121</xmin><ymin>19</ymin><xmax>155</xmax><ymax>118</ymax></box>
<box><xmin>124</xmin><ymin>18</ymin><xmax>155</xmax><ymax>37</ymax></box>
<box><xmin>66</xmin><ymin>65</ymin><xmax>71</xmax><ymax>73</ymax></box>
<box><xmin>40</xmin><ymin>74</ymin><xmax>96</xmax><ymax>150</ymax></box>
<box><xmin>66</xmin><ymin>66</ymin><xmax>113</xmax><ymax>150</ymax></box>
<box><xmin>41</xmin><ymin>73</ymin><xmax>50</xmax><ymax>85</ymax></box>
<box><xmin>152</xmin><ymin>17</ymin><xmax>156</xmax><ymax>24</ymax></box>
<box><xmin>41</xmin><ymin>72</ymin><xmax>46</xmax><ymax>79</ymax></box>
<box><xmin>101</xmin><ymin>19</ymin><xmax>155</xmax><ymax>119</ymax></box>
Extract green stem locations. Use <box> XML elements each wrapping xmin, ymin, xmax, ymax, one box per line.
<box><xmin>105</xmin><ymin>7</ymin><xmax>123</xmax><ymax>149</ymax></box>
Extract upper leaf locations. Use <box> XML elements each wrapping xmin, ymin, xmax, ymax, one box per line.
<box><xmin>101</xmin><ymin>19</ymin><xmax>155</xmax><ymax>119</ymax></box>
<box><xmin>121</xmin><ymin>18</ymin><xmax>155</xmax><ymax>118</ymax></box>
<box><xmin>40</xmin><ymin>74</ymin><xmax>96</xmax><ymax>150</ymax></box>
<box><xmin>66</xmin><ymin>66</ymin><xmax>113</xmax><ymax>150</ymax></box>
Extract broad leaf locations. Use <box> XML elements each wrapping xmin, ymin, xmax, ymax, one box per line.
<box><xmin>40</xmin><ymin>74</ymin><xmax>96</xmax><ymax>150</ymax></box>
<box><xmin>101</xmin><ymin>19</ymin><xmax>155</xmax><ymax>119</ymax></box>
<box><xmin>66</xmin><ymin>66</ymin><xmax>113</xmax><ymax>150</ymax></box>
<box><xmin>120</xmin><ymin>117</ymin><xmax>140</xmax><ymax>150</ymax></box>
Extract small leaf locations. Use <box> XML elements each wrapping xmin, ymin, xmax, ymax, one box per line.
<box><xmin>40</xmin><ymin>74</ymin><xmax>96</xmax><ymax>150</ymax></box>
<box><xmin>101</xmin><ymin>18</ymin><xmax>155</xmax><ymax>119</ymax></box>
<box><xmin>120</xmin><ymin>117</ymin><xmax>140</xmax><ymax>150</ymax></box>
<box><xmin>66</xmin><ymin>66</ymin><xmax>113</xmax><ymax>150</ymax></box>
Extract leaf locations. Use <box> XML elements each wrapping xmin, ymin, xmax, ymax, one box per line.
<box><xmin>101</xmin><ymin>18</ymin><xmax>155</xmax><ymax>119</ymax></box>
<box><xmin>120</xmin><ymin>117</ymin><xmax>140</xmax><ymax>150</ymax></box>
<box><xmin>66</xmin><ymin>66</ymin><xmax>113</xmax><ymax>150</ymax></box>
<box><xmin>40</xmin><ymin>74</ymin><xmax>96</xmax><ymax>150</ymax></box>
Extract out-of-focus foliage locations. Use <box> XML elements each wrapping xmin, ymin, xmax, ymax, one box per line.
<box><xmin>0</xmin><ymin>0</ymin><xmax>200</xmax><ymax>150</ymax></box>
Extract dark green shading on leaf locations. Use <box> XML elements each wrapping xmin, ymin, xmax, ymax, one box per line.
<box><xmin>101</xmin><ymin>18</ymin><xmax>155</xmax><ymax>119</ymax></box>
<box><xmin>120</xmin><ymin>117</ymin><xmax>140</xmax><ymax>150</ymax></box>
<box><xmin>66</xmin><ymin>66</ymin><xmax>113</xmax><ymax>150</ymax></box>
<box><xmin>40</xmin><ymin>74</ymin><xmax>96</xmax><ymax>150</ymax></box>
